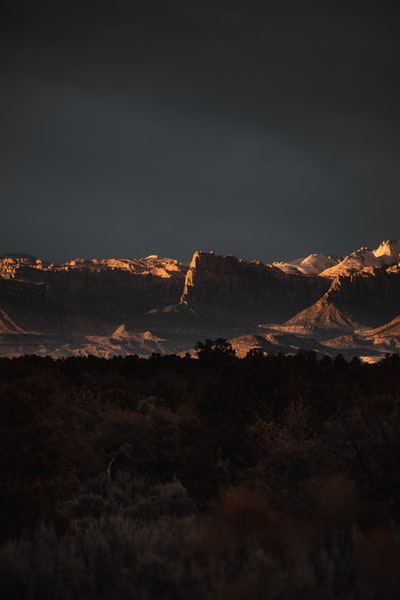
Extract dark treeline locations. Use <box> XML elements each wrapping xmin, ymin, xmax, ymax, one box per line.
<box><xmin>1</xmin><ymin>343</ymin><xmax>400</xmax><ymax>598</ymax></box>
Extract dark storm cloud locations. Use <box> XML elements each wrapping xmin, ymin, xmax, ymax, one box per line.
<box><xmin>1</xmin><ymin>0</ymin><xmax>400</xmax><ymax>263</ymax></box>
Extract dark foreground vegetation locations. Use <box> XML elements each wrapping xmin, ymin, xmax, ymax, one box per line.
<box><xmin>1</xmin><ymin>341</ymin><xmax>400</xmax><ymax>599</ymax></box>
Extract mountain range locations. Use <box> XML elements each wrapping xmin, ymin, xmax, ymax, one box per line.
<box><xmin>1</xmin><ymin>240</ymin><xmax>400</xmax><ymax>360</ymax></box>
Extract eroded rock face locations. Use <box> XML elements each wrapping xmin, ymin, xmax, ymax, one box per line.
<box><xmin>180</xmin><ymin>251</ymin><xmax>330</xmax><ymax>324</ymax></box>
<box><xmin>1</xmin><ymin>243</ymin><xmax>400</xmax><ymax>359</ymax></box>
<box><xmin>323</xmin><ymin>266</ymin><xmax>400</xmax><ymax>326</ymax></box>
<box><xmin>0</xmin><ymin>255</ymin><xmax>188</xmax><ymax>336</ymax></box>
<box><xmin>283</xmin><ymin>298</ymin><xmax>356</xmax><ymax>335</ymax></box>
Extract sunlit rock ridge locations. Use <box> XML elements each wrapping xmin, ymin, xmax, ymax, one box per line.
<box><xmin>0</xmin><ymin>240</ymin><xmax>400</xmax><ymax>361</ymax></box>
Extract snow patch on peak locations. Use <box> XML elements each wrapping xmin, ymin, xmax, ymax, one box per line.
<box><xmin>320</xmin><ymin>241</ymin><xmax>400</xmax><ymax>278</ymax></box>
<box><xmin>273</xmin><ymin>253</ymin><xmax>341</xmax><ymax>276</ymax></box>
<box><xmin>320</xmin><ymin>247</ymin><xmax>381</xmax><ymax>277</ymax></box>
<box><xmin>372</xmin><ymin>240</ymin><xmax>400</xmax><ymax>264</ymax></box>
<box><xmin>346</xmin><ymin>247</ymin><xmax>379</xmax><ymax>264</ymax></box>
<box><xmin>271</xmin><ymin>261</ymin><xmax>302</xmax><ymax>275</ymax></box>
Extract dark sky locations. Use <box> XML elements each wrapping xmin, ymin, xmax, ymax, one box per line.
<box><xmin>1</xmin><ymin>0</ymin><xmax>400</xmax><ymax>264</ymax></box>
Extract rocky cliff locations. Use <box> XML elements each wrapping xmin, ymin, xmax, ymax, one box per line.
<box><xmin>1</xmin><ymin>242</ymin><xmax>400</xmax><ymax>360</ymax></box>
<box><xmin>0</xmin><ymin>254</ymin><xmax>187</xmax><ymax>337</ymax></box>
<box><xmin>322</xmin><ymin>265</ymin><xmax>400</xmax><ymax>326</ymax></box>
<box><xmin>180</xmin><ymin>251</ymin><xmax>330</xmax><ymax>324</ymax></box>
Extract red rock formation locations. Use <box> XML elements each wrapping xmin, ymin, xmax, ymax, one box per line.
<box><xmin>323</xmin><ymin>266</ymin><xmax>400</xmax><ymax>326</ymax></box>
<box><xmin>180</xmin><ymin>251</ymin><xmax>330</xmax><ymax>323</ymax></box>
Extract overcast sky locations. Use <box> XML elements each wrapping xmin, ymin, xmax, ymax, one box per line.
<box><xmin>1</xmin><ymin>0</ymin><xmax>399</xmax><ymax>264</ymax></box>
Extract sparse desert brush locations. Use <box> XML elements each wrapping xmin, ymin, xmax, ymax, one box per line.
<box><xmin>216</xmin><ymin>487</ymin><xmax>322</xmax><ymax>568</ymax></box>
<box><xmin>96</xmin><ymin>406</ymin><xmax>147</xmax><ymax>453</ymax></box>
<box><xmin>315</xmin><ymin>473</ymin><xmax>357</xmax><ymax>526</ymax></box>
<box><xmin>217</xmin><ymin>487</ymin><xmax>281</xmax><ymax>541</ymax></box>
<box><xmin>3</xmin><ymin>352</ymin><xmax>400</xmax><ymax>597</ymax></box>
<box><xmin>284</xmin><ymin>397</ymin><xmax>313</xmax><ymax>441</ymax></box>
<box><xmin>357</xmin><ymin>527</ymin><xmax>400</xmax><ymax>598</ymax></box>
<box><xmin>1</xmin><ymin>503</ymin><xmax>398</xmax><ymax>600</ymax></box>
